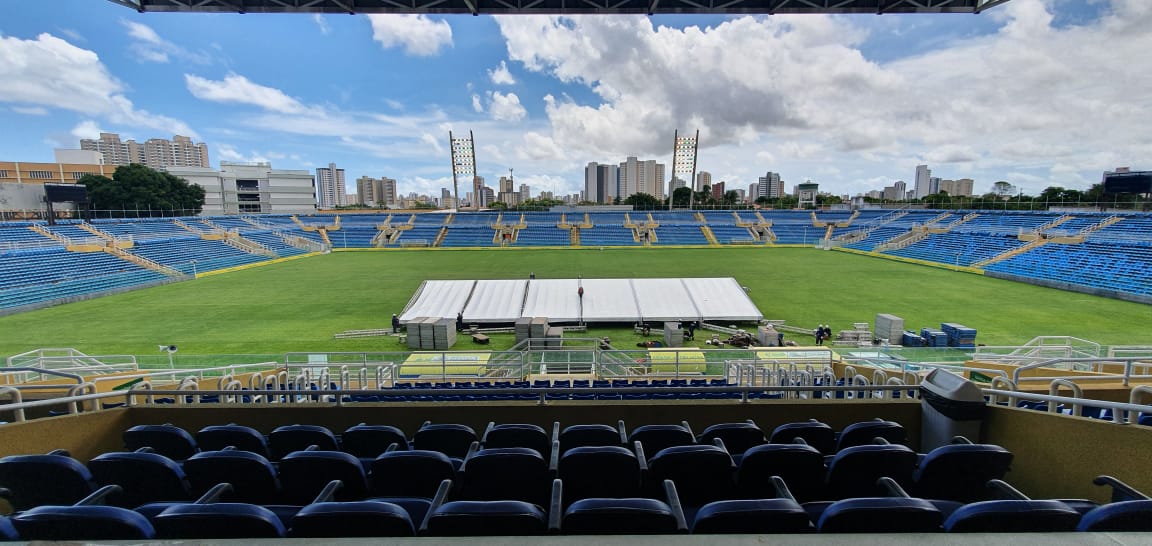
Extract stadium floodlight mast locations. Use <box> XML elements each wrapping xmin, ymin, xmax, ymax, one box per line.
<box><xmin>670</xmin><ymin>130</ymin><xmax>699</xmax><ymax>210</ymax></box>
<box><xmin>159</xmin><ymin>344</ymin><xmax>177</xmax><ymax>380</ymax></box>
<box><xmin>449</xmin><ymin>130</ymin><xmax>478</xmax><ymax>212</ymax></box>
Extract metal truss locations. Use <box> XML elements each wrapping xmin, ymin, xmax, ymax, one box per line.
<box><xmin>107</xmin><ymin>0</ymin><xmax>1014</xmax><ymax>15</ymax></box>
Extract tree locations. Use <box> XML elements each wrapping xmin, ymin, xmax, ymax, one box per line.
<box><xmin>622</xmin><ymin>192</ymin><xmax>662</xmax><ymax>210</ymax></box>
<box><xmin>79</xmin><ymin>164</ymin><xmax>205</xmax><ymax>217</ymax></box>
<box><xmin>670</xmin><ymin>187</ymin><xmax>693</xmax><ymax>208</ymax></box>
<box><xmin>991</xmin><ymin>181</ymin><xmax>1016</xmax><ymax>197</ymax></box>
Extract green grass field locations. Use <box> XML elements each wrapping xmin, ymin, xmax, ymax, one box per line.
<box><xmin>1</xmin><ymin>247</ymin><xmax>1148</xmax><ymax>361</ymax></box>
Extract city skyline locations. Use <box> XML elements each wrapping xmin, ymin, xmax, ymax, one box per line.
<box><xmin>0</xmin><ymin>1</ymin><xmax>1147</xmax><ymax>201</ymax></box>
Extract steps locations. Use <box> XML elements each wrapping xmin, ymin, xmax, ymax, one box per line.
<box><xmin>700</xmin><ymin>225</ymin><xmax>719</xmax><ymax>245</ymax></box>
<box><xmin>973</xmin><ymin>237</ymin><xmax>1047</xmax><ymax>268</ymax></box>
<box><xmin>433</xmin><ymin>227</ymin><xmax>448</xmax><ymax>247</ymax></box>
<box><xmin>103</xmin><ymin>246</ymin><xmax>184</xmax><ymax>277</ymax></box>
<box><xmin>318</xmin><ymin>229</ymin><xmax>332</xmax><ymax>245</ymax></box>
<box><xmin>28</xmin><ymin>225</ymin><xmax>68</xmax><ymax>244</ymax></box>
<box><xmin>570</xmin><ymin>227</ymin><xmax>580</xmax><ymax>246</ymax></box>
<box><xmin>876</xmin><ymin>228</ymin><xmax>928</xmax><ymax>251</ymax></box>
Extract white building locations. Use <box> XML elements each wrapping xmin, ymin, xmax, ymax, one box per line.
<box><xmin>695</xmin><ymin>171</ymin><xmax>712</xmax><ymax>192</ymax></box>
<box><xmin>80</xmin><ymin>133</ymin><xmax>209</xmax><ymax>169</ymax></box>
<box><xmin>584</xmin><ymin>162</ymin><xmax>618</xmax><ymax>204</ymax></box>
<box><xmin>165</xmin><ymin>161</ymin><xmax>317</xmax><ymax>215</ymax></box>
<box><xmin>618</xmin><ymin>156</ymin><xmax>666</xmax><ymax>199</ymax></box>
<box><xmin>315</xmin><ymin>163</ymin><xmax>346</xmax><ymax>208</ymax></box>
<box><xmin>914</xmin><ymin>164</ymin><xmax>932</xmax><ymax>199</ymax></box>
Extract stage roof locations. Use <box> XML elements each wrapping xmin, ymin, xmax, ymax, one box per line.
<box><xmin>107</xmin><ymin>0</ymin><xmax>1012</xmax><ymax>15</ymax></box>
<box><xmin>399</xmin><ymin>277</ymin><xmax>762</xmax><ymax>324</ymax></box>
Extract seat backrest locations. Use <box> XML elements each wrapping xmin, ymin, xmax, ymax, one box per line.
<box><xmin>342</xmin><ymin>425</ymin><xmax>408</xmax><ymax>458</ymax></box>
<box><xmin>944</xmin><ymin>500</ymin><xmax>1081</xmax><ymax>532</ymax></box>
<box><xmin>627</xmin><ymin>424</ymin><xmax>695</xmax><ymax>456</ymax></box>
<box><xmin>153</xmin><ymin>503</ymin><xmax>287</xmax><ymax>539</ymax></box>
<box><xmin>696</xmin><ymin>422</ymin><xmax>765</xmax><ymax>455</ymax></box>
<box><xmin>369</xmin><ymin>450</ymin><xmax>456</xmax><ymax>498</ymax></box>
<box><xmin>123</xmin><ymin>425</ymin><xmax>198</xmax><ymax>460</ymax></box>
<box><xmin>12</xmin><ymin>505</ymin><xmax>156</xmax><ymax>541</ymax></box>
<box><xmin>182</xmin><ymin>450</ymin><xmax>280</xmax><ymax>504</ymax></box>
<box><xmin>424</xmin><ymin>500</ymin><xmax>547</xmax><ymax>536</ymax></box>
<box><xmin>559</xmin><ymin>446</ymin><xmax>642</xmax><ymax>503</ymax></box>
<box><xmin>460</xmin><ymin>448</ymin><xmax>551</xmax><ymax>506</ymax></box>
<box><xmin>826</xmin><ymin>444</ymin><xmax>917</xmax><ymax>499</ymax></box>
<box><xmin>268</xmin><ymin>425</ymin><xmax>338</xmax><ymax>460</ymax></box>
<box><xmin>195</xmin><ymin>425</ymin><xmax>269</xmax><ymax>458</ymax></box>
<box><xmin>413</xmin><ymin>424</ymin><xmax>477</xmax><ymax>458</ymax></box>
<box><xmin>835</xmin><ymin>419</ymin><xmax>906</xmax><ymax>452</ymax></box>
<box><xmin>88</xmin><ymin>451</ymin><xmax>191</xmax><ymax>507</ymax></box>
<box><xmin>279</xmin><ymin>450</ymin><xmax>368</xmax><ymax>504</ymax></box>
<box><xmin>559</xmin><ymin>424</ymin><xmax>624</xmax><ymax>453</ymax></box>
<box><xmin>768</xmin><ymin>421</ymin><xmax>836</xmax><ymax>454</ymax></box>
<box><xmin>1077</xmin><ymin>500</ymin><xmax>1152</xmax><ymax>531</ymax></box>
<box><xmin>736</xmin><ymin>443</ymin><xmax>827</xmax><ymax>503</ymax></box>
<box><xmin>562</xmin><ymin>498</ymin><xmax>680</xmax><ymax>535</ymax></box>
<box><xmin>912</xmin><ymin>444</ymin><xmax>1014</xmax><ymax>502</ymax></box>
<box><xmin>0</xmin><ymin>515</ymin><xmax>15</xmax><ymax>541</ymax></box>
<box><xmin>484</xmin><ymin>424</ymin><xmax>550</xmax><ymax>457</ymax></box>
<box><xmin>289</xmin><ymin>500</ymin><xmax>415</xmax><ymax>537</ymax></box>
<box><xmin>646</xmin><ymin>445</ymin><xmax>735</xmax><ymax>507</ymax></box>
<box><xmin>0</xmin><ymin>454</ymin><xmax>95</xmax><ymax>511</ymax></box>
<box><xmin>691</xmin><ymin>498</ymin><xmax>812</xmax><ymax>534</ymax></box>
<box><xmin>817</xmin><ymin>498</ymin><xmax>943</xmax><ymax>533</ymax></box>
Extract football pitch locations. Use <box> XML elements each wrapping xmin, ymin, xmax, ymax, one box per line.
<box><xmin>0</xmin><ymin>247</ymin><xmax>1147</xmax><ymax>359</ymax></box>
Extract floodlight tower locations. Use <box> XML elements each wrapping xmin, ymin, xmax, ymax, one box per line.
<box><xmin>449</xmin><ymin>130</ymin><xmax>478</xmax><ymax>211</ymax></box>
<box><xmin>670</xmin><ymin>129</ymin><xmax>699</xmax><ymax>210</ymax></box>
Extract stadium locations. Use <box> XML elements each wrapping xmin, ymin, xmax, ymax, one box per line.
<box><xmin>1</xmin><ymin>206</ymin><xmax>1152</xmax><ymax>542</ymax></box>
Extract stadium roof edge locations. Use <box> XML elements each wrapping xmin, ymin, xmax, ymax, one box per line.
<box><xmin>106</xmin><ymin>0</ymin><xmax>1014</xmax><ymax>15</ymax></box>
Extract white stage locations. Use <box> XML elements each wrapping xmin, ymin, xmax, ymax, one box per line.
<box><xmin>399</xmin><ymin>277</ymin><xmax>763</xmax><ymax>324</ymax></box>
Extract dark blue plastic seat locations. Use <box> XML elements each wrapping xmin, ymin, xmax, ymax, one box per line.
<box><xmin>289</xmin><ymin>500</ymin><xmax>415</xmax><ymax>537</ymax></box>
<box><xmin>342</xmin><ymin>424</ymin><xmax>408</xmax><ymax>458</ymax></box>
<box><xmin>628</xmin><ymin>423</ymin><xmax>695</xmax><ymax>456</ymax></box>
<box><xmin>123</xmin><ymin>424</ymin><xmax>198</xmax><ymax>460</ymax></box>
<box><xmin>817</xmin><ymin>497</ymin><xmax>943</xmax><ymax>532</ymax></box>
<box><xmin>825</xmin><ymin>444</ymin><xmax>917</xmax><ymax>500</ymax></box>
<box><xmin>12</xmin><ymin>504</ymin><xmax>156</xmax><ymax>540</ymax></box>
<box><xmin>691</xmin><ymin>498</ymin><xmax>812</xmax><ymax>534</ymax></box>
<box><xmin>268</xmin><ymin>425</ymin><xmax>338</xmax><ymax>460</ymax></box>
<box><xmin>196</xmin><ymin>424</ymin><xmax>270</xmax><ymax>458</ymax></box>
<box><xmin>943</xmin><ymin>500</ymin><xmax>1080</xmax><ymax>532</ymax></box>
<box><xmin>559</xmin><ymin>446</ymin><xmax>643</xmax><ymax>503</ymax></box>
<box><xmin>835</xmin><ymin>419</ymin><xmax>906</xmax><ymax>451</ymax></box>
<box><xmin>736</xmin><ymin>443</ymin><xmax>827</xmax><ymax>503</ymax></box>
<box><xmin>911</xmin><ymin>443</ymin><xmax>1014</xmax><ymax>502</ymax></box>
<box><xmin>153</xmin><ymin>503</ymin><xmax>287</xmax><ymax>538</ymax></box>
<box><xmin>279</xmin><ymin>450</ymin><xmax>369</xmax><ymax>504</ymax></box>
<box><xmin>459</xmin><ymin>447</ymin><xmax>552</xmax><ymax>506</ymax></box>
<box><xmin>563</xmin><ymin>498</ymin><xmax>684</xmax><ymax>535</ymax></box>
<box><xmin>768</xmin><ymin>420</ymin><xmax>835</xmax><ymax>454</ymax></box>
<box><xmin>413</xmin><ymin>423</ymin><xmax>477</xmax><ymax>458</ymax></box>
<box><xmin>559</xmin><ymin>423</ymin><xmax>625</xmax><ymax>453</ymax></box>
<box><xmin>1078</xmin><ymin>500</ymin><xmax>1152</xmax><ymax>531</ymax></box>
<box><xmin>696</xmin><ymin>421</ymin><xmax>765</xmax><ymax>457</ymax></box>
<box><xmin>0</xmin><ymin>515</ymin><xmax>15</xmax><ymax>541</ymax></box>
<box><xmin>646</xmin><ymin>445</ymin><xmax>736</xmax><ymax>509</ymax></box>
<box><xmin>370</xmin><ymin>449</ymin><xmax>457</xmax><ymax>498</ymax></box>
<box><xmin>182</xmin><ymin>450</ymin><xmax>281</xmax><ymax>504</ymax></box>
<box><xmin>88</xmin><ymin>451</ymin><xmax>193</xmax><ymax>507</ymax></box>
<box><xmin>482</xmin><ymin>423</ymin><xmax>551</xmax><ymax>456</ymax></box>
<box><xmin>0</xmin><ymin>453</ymin><xmax>96</xmax><ymax>510</ymax></box>
<box><xmin>424</xmin><ymin>500</ymin><xmax>548</xmax><ymax>536</ymax></box>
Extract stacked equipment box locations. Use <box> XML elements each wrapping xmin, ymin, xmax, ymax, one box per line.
<box><xmin>663</xmin><ymin>322</ymin><xmax>684</xmax><ymax>348</ymax></box>
<box><xmin>919</xmin><ymin>328</ymin><xmax>949</xmax><ymax>348</ymax></box>
<box><xmin>874</xmin><ymin>314</ymin><xmax>904</xmax><ymax>344</ymax></box>
<box><xmin>515</xmin><ymin>318</ymin><xmax>533</xmax><ymax>344</ymax></box>
<box><xmin>544</xmin><ymin>327</ymin><xmax>564</xmax><ymax>349</ymax></box>
<box><xmin>902</xmin><ymin>331</ymin><xmax>925</xmax><ymax>347</ymax></box>
<box><xmin>941</xmin><ymin>323</ymin><xmax>977</xmax><ymax>348</ymax></box>
<box><xmin>530</xmin><ymin>317</ymin><xmax>550</xmax><ymax>340</ymax></box>
<box><xmin>405</xmin><ymin>317</ymin><xmax>457</xmax><ymax>350</ymax></box>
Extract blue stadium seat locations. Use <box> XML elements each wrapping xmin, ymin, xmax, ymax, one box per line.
<box><xmin>0</xmin><ymin>515</ymin><xmax>16</xmax><ymax>541</ymax></box>
<box><xmin>88</xmin><ymin>450</ymin><xmax>194</xmax><ymax>507</ymax></box>
<box><xmin>182</xmin><ymin>450</ymin><xmax>281</xmax><ymax>504</ymax></box>
<box><xmin>825</xmin><ymin>442</ymin><xmax>917</xmax><ymax>500</ymax></box>
<box><xmin>736</xmin><ymin>443</ymin><xmax>827</xmax><ymax>503</ymax></box>
<box><xmin>413</xmin><ymin>422</ymin><xmax>477</xmax><ymax>458</ymax></box>
<box><xmin>559</xmin><ymin>479</ymin><xmax>687</xmax><ymax>535</ymax></box>
<box><xmin>290</xmin><ymin>499</ymin><xmax>416</xmax><ymax>537</ymax></box>
<box><xmin>696</xmin><ymin>421</ymin><xmax>766</xmax><ymax>458</ymax></box>
<box><xmin>768</xmin><ymin>420</ymin><xmax>836</xmax><ymax>454</ymax></box>
<box><xmin>341</xmin><ymin>424</ymin><xmax>408</xmax><ymax>459</ymax></box>
<box><xmin>558</xmin><ymin>445</ymin><xmax>644</xmax><ymax>504</ymax></box>
<box><xmin>481</xmin><ymin>422</ymin><xmax>552</xmax><ymax>457</ymax></box>
<box><xmin>942</xmin><ymin>480</ymin><xmax>1080</xmax><ymax>532</ymax></box>
<box><xmin>421</xmin><ymin>480</ymin><xmax>549</xmax><ymax>537</ymax></box>
<box><xmin>124</xmin><ymin>424</ymin><xmax>198</xmax><ymax>461</ymax></box>
<box><xmin>153</xmin><ymin>502</ymin><xmax>287</xmax><ymax>539</ymax></box>
<box><xmin>645</xmin><ymin>444</ymin><xmax>736</xmax><ymax>511</ymax></box>
<box><xmin>458</xmin><ymin>445</ymin><xmax>553</xmax><ymax>507</ymax></box>
<box><xmin>910</xmin><ymin>440</ymin><xmax>1014</xmax><ymax>502</ymax></box>
<box><xmin>817</xmin><ymin>497</ymin><xmax>943</xmax><ymax>533</ymax></box>
<box><xmin>195</xmin><ymin>424</ymin><xmax>270</xmax><ymax>458</ymax></box>
<box><xmin>0</xmin><ymin>451</ymin><xmax>97</xmax><ymax>510</ymax></box>
<box><xmin>628</xmin><ymin>422</ymin><xmax>696</xmax><ymax>455</ymax></box>
<box><xmin>268</xmin><ymin>424</ymin><xmax>338</xmax><ymax>460</ymax></box>
<box><xmin>279</xmin><ymin>450</ymin><xmax>369</xmax><ymax>504</ymax></box>
<box><xmin>835</xmin><ymin>418</ymin><xmax>906</xmax><ymax>451</ymax></box>
<box><xmin>1076</xmin><ymin>475</ymin><xmax>1152</xmax><ymax>532</ymax></box>
<box><xmin>369</xmin><ymin>449</ymin><xmax>457</xmax><ymax>499</ymax></box>
<box><xmin>12</xmin><ymin>488</ymin><xmax>157</xmax><ymax>541</ymax></box>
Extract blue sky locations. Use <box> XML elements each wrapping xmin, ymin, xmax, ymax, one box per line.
<box><xmin>1</xmin><ymin>0</ymin><xmax>1148</xmax><ymax>200</ymax></box>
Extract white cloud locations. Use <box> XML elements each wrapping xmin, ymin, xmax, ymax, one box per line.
<box><xmin>493</xmin><ymin>1</ymin><xmax>1152</xmax><ymax>195</ymax></box>
<box><xmin>487</xmin><ymin>91</ymin><xmax>526</xmax><ymax>122</ymax></box>
<box><xmin>366</xmin><ymin>15</ymin><xmax>452</xmax><ymax>57</ymax></box>
<box><xmin>121</xmin><ymin>20</ymin><xmax>210</xmax><ymax>65</ymax></box>
<box><xmin>11</xmin><ymin>106</ymin><xmax>48</xmax><ymax>116</ymax></box>
<box><xmin>313</xmin><ymin>14</ymin><xmax>331</xmax><ymax>35</ymax></box>
<box><xmin>519</xmin><ymin>132</ymin><xmax>565</xmax><ymax>161</ymax></box>
<box><xmin>488</xmin><ymin>60</ymin><xmax>516</xmax><ymax>85</ymax></box>
<box><xmin>471</xmin><ymin>94</ymin><xmax>483</xmax><ymax>113</ymax></box>
<box><xmin>216</xmin><ymin>144</ymin><xmax>269</xmax><ymax>164</ymax></box>
<box><xmin>185</xmin><ymin>73</ymin><xmax>312</xmax><ymax>114</ymax></box>
<box><xmin>71</xmin><ymin>120</ymin><xmax>103</xmax><ymax>140</ymax></box>
<box><xmin>0</xmin><ymin>33</ymin><xmax>198</xmax><ymax>138</ymax></box>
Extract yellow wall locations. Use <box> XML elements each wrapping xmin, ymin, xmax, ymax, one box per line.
<box><xmin>0</xmin><ymin>160</ymin><xmax>115</xmax><ymax>184</ymax></box>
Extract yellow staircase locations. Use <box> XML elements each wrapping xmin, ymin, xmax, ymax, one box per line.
<box><xmin>700</xmin><ymin>225</ymin><xmax>719</xmax><ymax>245</ymax></box>
<box><xmin>836</xmin><ymin>210</ymin><xmax>860</xmax><ymax>227</ymax></box>
<box><xmin>754</xmin><ymin>211</ymin><xmax>768</xmax><ymax>224</ymax></box>
<box><xmin>877</xmin><ymin>228</ymin><xmax>929</xmax><ymax>251</ymax></box>
<box><xmin>623</xmin><ymin>213</ymin><xmax>637</xmax><ymax>229</ymax></box>
<box><xmin>78</xmin><ymin>224</ymin><xmax>114</xmax><ymax>240</ymax></box>
<box><xmin>580</xmin><ymin>213</ymin><xmax>593</xmax><ymax>228</ymax></box>
<box><xmin>733</xmin><ymin>211</ymin><xmax>752</xmax><ymax>228</ymax></box>
<box><xmin>28</xmin><ymin>225</ymin><xmax>68</xmax><ymax>244</ymax></box>
<box><xmin>645</xmin><ymin>212</ymin><xmax>659</xmax><ymax>228</ymax></box>
<box><xmin>973</xmin><ymin>238</ymin><xmax>1047</xmax><ymax>268</ymax></box>
<box><xmin>433</xmin><ymin>227</ymin><xmax>448</xmax><ymax>247</ymax></box>
<box><xmin>291</xmin><ymin>215</ymin><xmax>317</xmax><ymax>231</ymax></box>
<box><xmin>443</xmin><ymin>213</ymin><xmax>455</xmax><ymax>225</ymax></box>
<box><xmin>824</xmin><ymin>225</ymin><xmax>835</xmax><ymax>241</ymax></box>
<box><xmin>557</xmin><ymin>213</ymin><xmax>569</xmax><ymax>229</ymax></box>
<box><xmin>317</xmin><ymin>229</ymin><xmax>332</xmax><ymax>245</ymax></box>
<box><xmin>694</xmin><ymin>212</ymin><xmax>706</xmax><ymax>223</ymax></box>
<box><xmin>570</xmin><ymin>227</ymin><xmax>580</xmax><ymax>246</ymax></box>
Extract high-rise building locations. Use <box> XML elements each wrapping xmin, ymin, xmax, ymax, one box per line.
<box><xmin>618</xmin><ymin>157</ymin><xmax>665</xmax><ymax>199</ymax></box>
<box><xmin>914</xmin><ymin>164</ymin><xmax>932</xmax><ymax>199</ymax></box>
<box><xmin>356</xmin><ymin>176</ymin><xmax>398</xmax><ymax>206</ymax></box>
<box><xmin>519</xmin><ymin>184</ymin><xmax>530</xmax><ymax>203</ymax></box>
<box><xmin>584</xmin><ymin>162</ymin><xmax>618</xmax><ymax>204</ymax></box>
<box><xmin>472</xmin><ymin>176</ymin><xmax>487</xmax><ymax>208</ymax></box>
<box><xmin>938</xmin><ymin>178</ymin><xmax>974</xmax><ymax>197</ymax></box>
<box><xmin>753</xmin><ymin>172</ymin><xmax>784</xmax><ymax>200</ymax></box>
<box><xmin>499</xmin><ymin>176</ymin><xmax>514</xmax><ymax>193</ymax></box>
<box><xmin>80</xmin><ymin>132</ymin><xmax>209</xmax><ymax>169</ymax></box>
<box><xmin>315</xmin><ymin>163</ymin><xmax>346</xmax><ymax>208</ymax></box>
<box><xmin>711</xmin><ymin>181</ymin><xmax>726</xmax><ymax>200</ymax></box>
<box><xmin>695</xmin><ymin>171</ymin><xmax>712</xmax><ymax>192</ymax></box>
<box><xmin>882</xmin><ymin>180</ymin><xmax>907</xmax><ymax>201</ymax></box>
<box><xmin>480</xmin><ymin>187</ymin><xmax>495</xmax><ymax>207</ymax></box>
